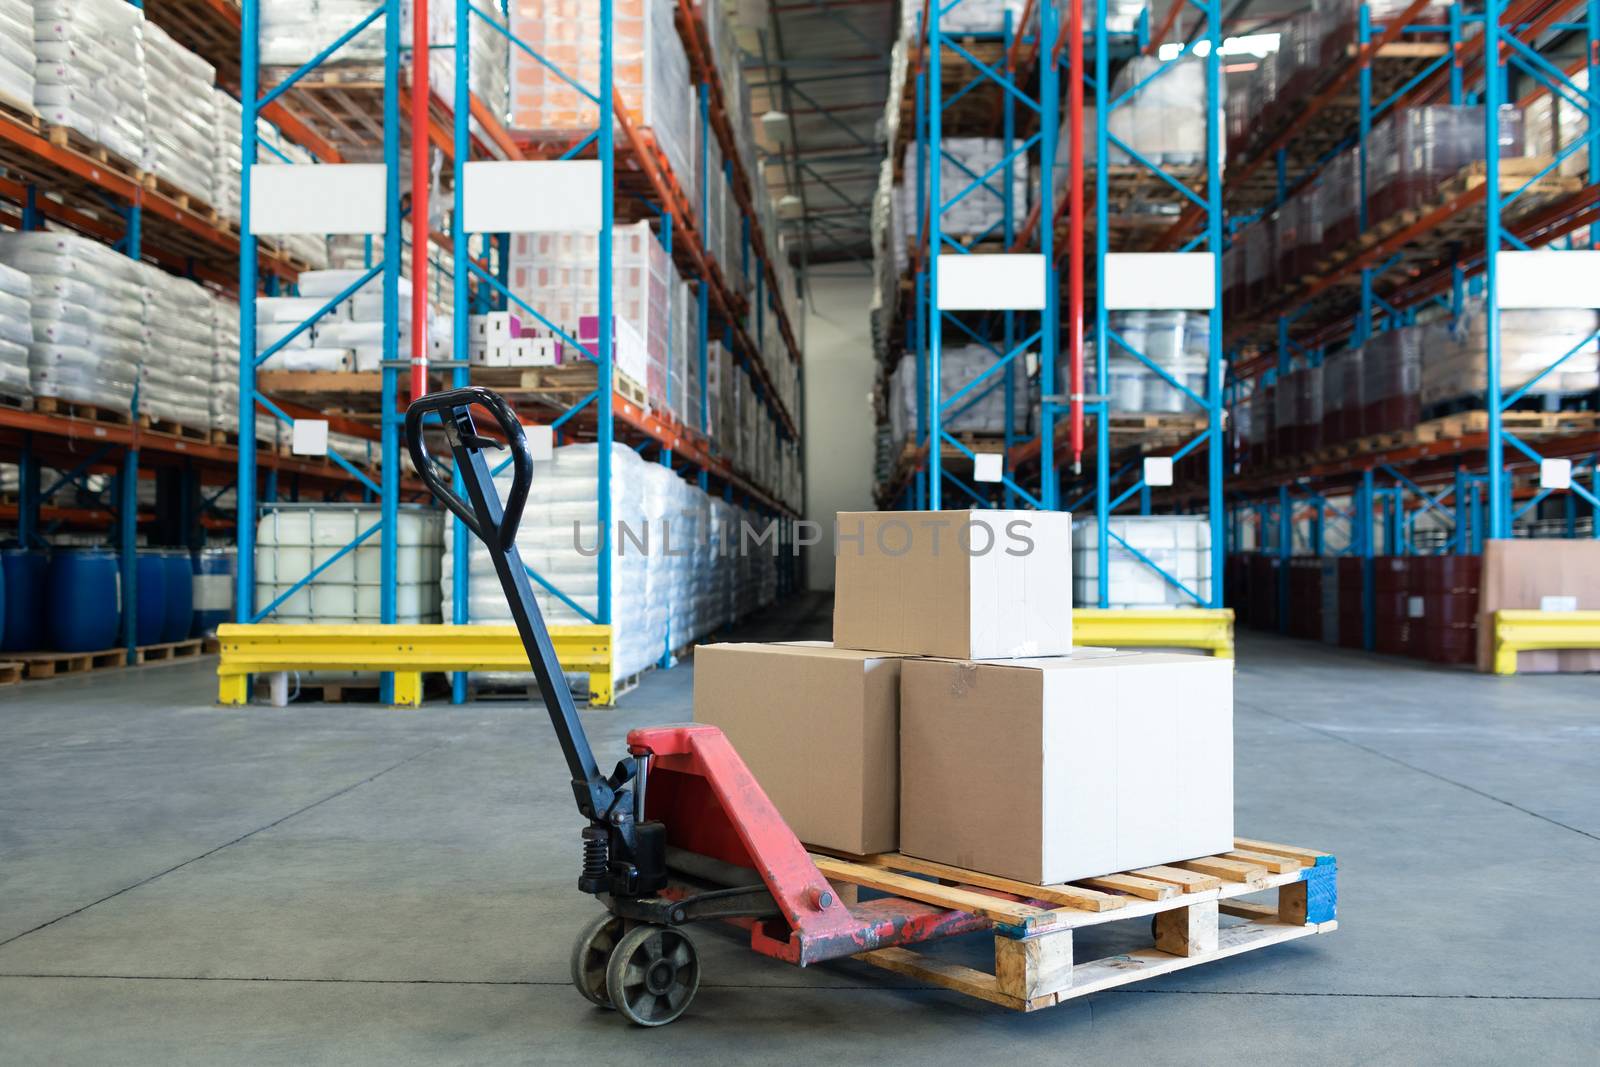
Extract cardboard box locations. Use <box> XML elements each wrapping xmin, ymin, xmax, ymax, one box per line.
<box><xmin>899</xmin><ymin>652</ymin><xmax>1233</xmax><ymax>884</ymax></box>
<box><xmin>1476</xmin><ymin>539</ymin><xmax>1600</xmax><ymax>672</ymax></box>
<box><xmin>833</xmin><ymin>510</ymin><xmax>1073</xmax><ymax>660</ymax></box>
<box><xmin>693</xmin><ymin>642</ymin><xmax>904</xmax><ymax>855</ymax></box>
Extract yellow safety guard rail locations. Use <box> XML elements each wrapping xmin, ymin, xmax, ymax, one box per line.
<box><xmin>1491</xmin><ymin>610</ymin><xmax>1600</xmax><ymax>675</ymax></box>
<box><xmin>1072</xmin><ymin>608</ymin><xmax>1235</xmax><ymax>658</ymax></box>
<box><xmin>216</xmin><ymin>623</ymin><xmax>613</xmax><ymax>706</ymax></box>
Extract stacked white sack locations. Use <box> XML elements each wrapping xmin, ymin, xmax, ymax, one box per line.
<box><xmin>0</xmin><ymin>261</ymin><xmax>30</xmax><ymax>403</ymax></box>
<box><xmin>136</xmin><ymin>264</ymin><xmax>216</xmax><ymax>431</ymax></box>
<box><xmin>212</xmin><ymin>88</ymin><xmax>242</xmax><ymax>221</ymax></box>
<box><xmin>210</xmin><ymin>293</ymin><xmax>241</xmax><ymax>434</ymax></box>
<box><xmin>0</xmin><ymin>0</ymin><xmax>35</xmax><ymax>111</ymax></box>
<box><xmin>33</xmin><ymin>0</ymin><xmax>146</xmax><ymax>166</ymax></box>
<box><xmin>143</xmin><ymin>21</ymin><xmax>218</xmax><ymax>204</ymax></box>
<box><xmin>0</xmin><ymin>232</ymin><xmax>141</xmax><ymax>411</ymax></box>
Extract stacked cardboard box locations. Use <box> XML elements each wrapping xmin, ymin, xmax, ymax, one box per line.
<box><xmin>696</xmin><ymin>510</ymin><xmax>1235</xmax><ymax>884</ymax></box>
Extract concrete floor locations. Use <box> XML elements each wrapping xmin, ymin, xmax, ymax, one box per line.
<box><xmin>2</xmin><ymin>594</ymin><xmax>1597</xmax><ymax>1064</ymax></box>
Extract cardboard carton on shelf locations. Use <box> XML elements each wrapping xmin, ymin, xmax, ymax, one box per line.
<box><xmin>898</xmin><ymin>651</ymin><xmax>1234</xmax><ymax>885</ymax></box>
<box><xmin>693</xmin><ymin>642</ymin><xmax>905</xmax><ymax>855</ymax></box>
<box><xmin>833</xmin><ymin>509</ymin><xmax>1073</xmax><ymax>661</ymax></box>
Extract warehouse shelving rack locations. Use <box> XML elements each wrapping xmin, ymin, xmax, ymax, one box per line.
<box><xmin>1207</xmin><ymin>0</ymin><xmax>1600</xmax><ymax>648</ymax></box>
<box><xmin>440</xmin><ymin>0</ymin><xmax>807</xmax><ymax>699</ymax></box>
<box><xmin>0</xmin><ymin>0</ymin><xmax>399</xmax><ymax>669</ymax></box>
<box><xmin>882</xmin><ymin>0</ymin><xmax>1230</xmax><ymax>617</ymax></box>
<box><xmin>223</xmin><ymin>0</ymin><xmax>804</xmax><ymax>703</ymax></box>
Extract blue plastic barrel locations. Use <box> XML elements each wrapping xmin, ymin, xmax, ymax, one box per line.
<box><xmin>1</xmin><ymin>549</ymin><xmax>47</xmax><ymax>651</ymax></box>
<box><xmin>159</xmin><ymin>550</ymin><xmax>193</xmax><ymax>643</ymax></box>
<box><xmin>45</xmin><ymin>549</ymin><xmax>122</xmax><ymax>652</ymax></box>
<box><xmin>191</xmin><ymin>547</ymin><xmax>236</xmax><ymax>637</ymax></box>
<box><xmin>134</xmin><ymin>552</ymin><xmax>167</xmax><ymax>646</ymax></box>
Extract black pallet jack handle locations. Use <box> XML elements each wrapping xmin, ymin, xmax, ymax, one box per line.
<box><xmin>404</xmin><ymin>388</ymin><xmax>627</xmax><ymax>828</ymax></box>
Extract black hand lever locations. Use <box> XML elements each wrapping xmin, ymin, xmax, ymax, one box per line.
<box><xmin>404</xmin><ymin>387</ymin><xmax>617</xmax><ymax>825</ymax></box>
<box><xmin>404</xmin><ymin>386</ymin><xmax>532</xmax><ymax>554</ymax></box>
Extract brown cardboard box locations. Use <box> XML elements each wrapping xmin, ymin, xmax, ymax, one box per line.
<box><xmin>833</xmin><ymin>510</ymin><xmax>1073</xmax><ymax>660</ymax></box>
<box><xmin>693</xmin><ymin>642</ymin><xmax>904</xmax><ymax>854</ymax></box>
<box><xmin>899</xmin><ymin>652</ymin><xmax>1234</xmax><ymax>885</ymax></box>
<box><xmin>1476</xmin><ymin>540</ymin><xmax>1600</xmax><ymax>673</ymax></box>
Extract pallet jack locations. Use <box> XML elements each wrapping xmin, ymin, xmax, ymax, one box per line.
<box><xmin>405</xmin><ymin>388</ymin><xmax>998</xmax><ymax>1025</ymax></box>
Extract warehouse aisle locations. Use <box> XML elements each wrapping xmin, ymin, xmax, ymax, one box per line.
<box><xmin>2</xmin><ymin>621</ymin><xmax>1597</xmax><ymax>1064</ymax></box>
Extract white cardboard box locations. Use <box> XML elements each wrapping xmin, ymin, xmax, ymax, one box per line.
<box><xmin>899</xmin><ymin>651</ymin><xmax>1234</xmax><ymax>884</ymax></box>
<box><xmin>833</xmin><ymin>510</ymin><xmax>1073</xmax><ymax>659</ymax></box>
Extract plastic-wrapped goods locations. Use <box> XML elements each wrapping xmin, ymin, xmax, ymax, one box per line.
<box><xmin>444</xmin><ymin>444</ymin><xmax>772</xmax><ymax>685</ymax></box>
<box><xmin>1273</xmin><ymin>363</ymin><xmax>1323</xmax><ymax>457</ymax></box>
<box><xmin>1422</xmin><ymin>303</ymin><xmax>1600</xmax><ymax>410</ymax></box>
<box><xmin>210</xmin><ymin>294</ymin><xmax>241</xmax><ymax>434</ymax></box>
<box><xmin>1360</xmin><ymin>326</ymin><xmax>1421</xmax><ymax>435</ymax></box>
<box><xmin>1246</xmin><ymin>377</ymin><xmax>1274</xmax><ymax>467</ymax></box>
<box><xmin>136</xmin><ymin>265</ymin><xmax>216</xmax><ymax>431</ymax></box>
<box><xmin>901</xmin><ymin>0</ymin><xmax>1024</xmax><ymax>36</ymax></box>
<box><xmin>0</xmin><ymin>261</ymin><xmax>31</xmax><ymax>404</ymax></box>
<box><xmin>508</xmin><ymin>221</ymin><xmax>671</xmax><ymax>404</ymax></box>
<box><xmin>886</xmin><ymin>346</ymin><xmax>1030</xmax><ymax>444</ymax></box>
<box><xmin>142</xmin><ymin>23</ymin><xmax>217</xmax><ymax>205</ymax></box>
<box><xmin>0</xmin><ymin>232</ymin><xmax>144</xmax><ymax>412</ymax></box>
<box><xmin>33</xmin><ymin>0</ymin><xmax>147</xmax><ymax>166</ymax></box>
<box><xmin>1222</xmin><ymin>241</ymin><xmax>1245</xmax><ymax>319</ymax></box>
<box><xmin>1525</xmin><ymin>68</ymin><xmax>1591</xmax><ymax>178</ymax></box>
<box><xmin>509</xmin><ymin>0</ymin><xmax>695</xmax><ymax>206</ymax></box>
<box><xmin>900</xmin><ymin>138</ymin><xmax>1029</xmax><ymax>238</ymax></box>
<box><xmin>1367</xmin><ymin>106</ymin><xmax>1525</xmax><ymax>224</ymax></box>
<box><xmin>0</xmin><ymin>0</ymin><xmax>35</xmax><ymax>111</ymax></box>
<box><xmin>1242</xmin><ymin>215</ymin><xmax>1274</xmax><ymax>312</ymax></box>
<box><xmin>257</xmin><ymin>268</ymin><xmax>413</xmax><ymax>373</ymax></box>
<box><xmin>212</xmin><ymin>89</ymin><xmax>243</xmax><ymax>222</ymax></box>
<box><xmin>1088</xmin><ymin>310</ymin><xmax>1210</xmax><ymax>415</ymax></box>
<box><xmin>1108</xmin><ymin>58</ymin><xmax>1205</xmax><ymax>168</ymax></box>
<box><xmin>1316</xmin><ymin>146</ymin><xmax>1361</xmax><ymax>257</ymax></box>
<box><xmin>256</xmin><ymin>504</ymin><xmax>444</xmax><ymax>623</ymax></box>
<box><xmin>1320</xmin><ymin>344</ymin><xmax>1361</xmax><ymax>445</ymax></box>
<box><xmin>1073</xmin><ymin>515</ymin><xmax>1213</xmax><ymax>609</ymax></box>
<box><xmin>1276</xmin><ymin>183</ymin><xmax>1323</xmax><ymax>284</ymax></box>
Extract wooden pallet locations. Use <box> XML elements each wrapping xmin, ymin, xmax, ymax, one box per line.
<box><xmin>818</xmin><ymin>837</ymin><xmax>1336</xmax><ymax>1011</ymax></box>
<box><xmin>141</xmin><ymin>416</ymin><xmax>213</xmax><ymax>443</ymax></box>
<box><xmin>35</xmin><ymin>396</ymin><xmax>134</xmax><ymax>425</ymax></box>
<box><xmin>44</xmin><ymin>123</ymin><xmax>144</xmax><ymax>182</ymax></box>
<box><xmin>136</xmin><ymin>638</ymin><xmax>207</xmax><ymax>664</ymax></box>
<box><xmin>14</xmin><ymin>648</ymin><xmax>128</xmax><ymax>679</ymax></box>
<box><xmin>0</xmin><ymin>660</ymin><xmax>22</xmax><ymax>685</ymax></box>
<box><xmin>0</xmin><ymin>391</ymin><xmax>32</xmax><ymax>411</ymax></box>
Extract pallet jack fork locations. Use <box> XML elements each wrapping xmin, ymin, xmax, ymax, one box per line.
<box><xmin>406</xmin><ymin>389</ymin><xmax>989</xmax><ymax>1026</ymax></box>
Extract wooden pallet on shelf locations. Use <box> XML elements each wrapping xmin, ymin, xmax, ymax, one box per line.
<box><xmin>43</xmin><ymin>123</ymin><xmax>145</xmax><ymax>182</ymax></box>
<box><xmin>140</xmin><ymin>415</ymin><xmax>213</xmax><ymax>443</ymax></box>
<box><xmin>35</xmin><ymin>396</ymin><xmax>134</xmax><ymax>425</ymax></box>
<box><xmin>0</xmin><ymin>660</ymin><xmax>22</xmax><ymax>685</ymax></box>
<box><xmin>817</xmin><ymin>837</ymin><xmax>1337</xmax><ymax>1012</ymax></box>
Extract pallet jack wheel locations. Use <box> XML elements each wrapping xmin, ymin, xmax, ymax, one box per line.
<box><xmin>603</xmin><ymin>923</ymin><xmax>700</xmax><ymax>1027</ymax></box>
<box><xmin>570</xmin><ymin>912</ymin><xmax>627</xmax><ymax>1008</ymax></box>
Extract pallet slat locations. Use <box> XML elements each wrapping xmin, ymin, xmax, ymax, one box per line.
<box><xmin>833</xmin><ymin>851</ymin><xmax>1126</xmax><ymax>913</ymax></box>
<box><xmin>811</xmin><ymin>855</ymin><xmax>1061</xmax><ymax>931</ymax></box>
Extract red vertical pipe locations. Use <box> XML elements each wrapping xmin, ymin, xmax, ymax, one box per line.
<box><xmin>1068</xmin><ymin>0</ymin><xmax>1085</xmax><ymax>471</ymax></box>
<box><xmin>410</xmin><ymin>0</ymin><xmax>430</xmax><ymax>400</ymax></box>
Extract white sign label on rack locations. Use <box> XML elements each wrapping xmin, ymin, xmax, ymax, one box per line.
<box><xmin>973</xmin><ymin>452</ymin><xmax>1004</xmax><ymax>483</ymax></box>
<box><xmin>463</xmin><ymin>161</ymin><xmax>603</xmax><ymax>234</ymax></box>
<box><xmin>291</xmin><ymin>419</ymin><xmax>329</xmax><ymax>456</ymax></box>
<box><xmin>1540</xmin><ymin>457</ymin><xmax>1573</xmax><ymax>490</ymax></box>
<box><xmin>1497</xmin><ymin>251</ymin><xmax>1600</xmax><ymax>308</ymax></box>
<box><xmin>936</xmin><ymin>254</ymin><xmax>1047</xmax><ymax>310</ymax></box>
<box><xmin>1143</xmin><ymin>456</ymin><xmax>1174</xmax><ymax>487</ymax></box>
<box><xmin>527</xmin><ymin>424</ymin><xmax>555</xmax><ymax>462</ymax></box>
<box><xmin>1104</xmin><ymin>253</ymin><xmax>1216</xmax><ymax>310</ymax></box>
<box><xmin>251</xmin><ymin>164</ymin><xmax>387</xmax><ymax>234</ymax></box>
